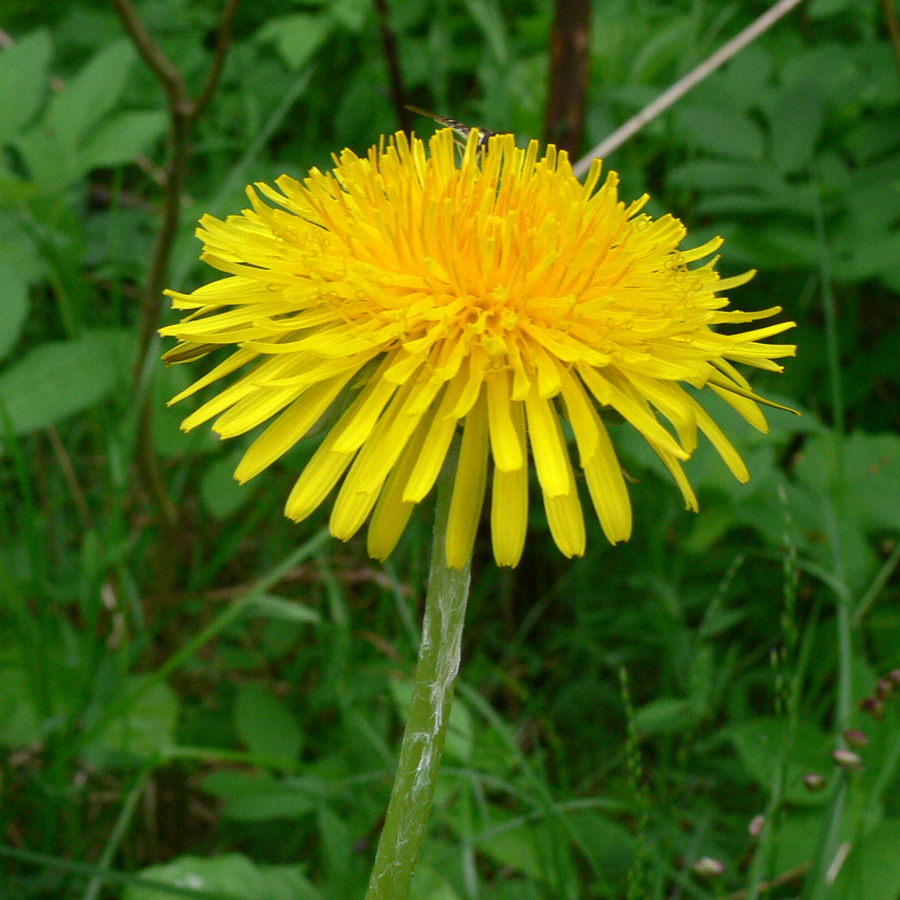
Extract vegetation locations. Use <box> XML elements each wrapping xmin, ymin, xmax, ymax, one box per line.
<box><xmin>1</xmin><ymin>0</ymin><xmax>899</xmax><ymax>897</ymax></box>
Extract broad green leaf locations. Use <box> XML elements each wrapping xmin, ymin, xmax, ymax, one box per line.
<box><xmin>86</xmin><ymin>678</ymin><xmax>179</xmax><ymax>764</ymax></box>
<box><xmin>831</xmin><ymin>819</ymin><xmax>900</xmax><ymax>900</ymax></box>
<box><xmin>723</xmin><ymin>45</ymin><xmax>773</xmax><ymax>112</ymax></box>
<box><xmin>410</xmin><ymin>865</ymin><xmax>462</xmax><ymax>900</ymax></box>
<box><xmin>729</xmin><ymin>225</ymin><xmax>819</xmax><ymax>269</ymax></box>
<box><xmin>0</xmin><ymin>263</ymin><xmax>29</xmax><ymax>362</ymax></box>
<box><xmin>832</xmin><ymin>230</ymin><xmax>900</xmax><ymax>284</ymax></box>
<box><xmin>766</xmin><ymin>83</ymin><xmax>824</xmax><ymax>173</ymax></box>
<box><xmin>76</xmin><ymin>109</ymin><xmax>167</xmax><ymax>174</ymax></box>
<box><xmin>0</xmin><ymin>329</ymin><xmax>130</xmax><ymax>436</ymax></box>
<box><xmin>669</xmin><ymin>159</ymin><xmax>763</xmax><ymax>191</ymax></box>
<box><xmin>234</xmin><ymin>681</ymin><xmax>303</xmax><ymax>767</ymax></box>
<box><xmin>560</xmin><ymin>810</ymin><xmax>634</xmax><ymax>876</ymax></box>
<box><xmin>808</xmin><ymin>0</ymin><xmax>867</xmax><ymax>20</ymax></box>
<box><xmin>727</xmin><ymin>717</ymin><xmax>832</xmax><ymax>805</ymax></box>
<box><xmin>202</xmin><ymin>770</ymin><xmax>323</xmax><ymax>821</ymax></box>
<box><xmin>675</xmin><ymin>106</ymin><xmax>765</xmax><ymax>160</ymax></box>
<box><xmin>0</xmin><ymin>30</ymin><xmax>52</xmax><ymax>143</ymax></box>
<box><xmin>257</xmin><ymin>14</ymin><xmax>334</xmax><ymax>70</ymax></box>
<box><xmin>316</xmin><ymin>806</ymin><xmax>353</xmax><ymax>896</ymax></box>
<box><xmin>331</xmin><ymin>0</ymin><xmax>370</xmax><ymax>31</ymax></box>
<box><xmin>201</xmin><ymin>446</ymin><xmax>253</xmax><ymax>519</ymax></box>
<box><xmin>633</xmin><ymin>697</ymin><xmax>702</xmax><ymax>736</ymax></box>
<box><xmin>0</xmin><ymin>660</ymin><xmax>41</xmax><ymax>746</ymax></box>
<box><xmin>124</xmin><ymin>853</ymin><xmax>320</xmax><ymax>900</ymax></box>
<box><xmin>792</xmin><ymin>430</ymin><xmax>900</xmax><ymax>589</ymax></box>
<box><xmin>455</xmin><ymin>806</ymin><xmax>631</xmax><ymax>883</ymax></box>
<box><xmin>248</xmin><ymin>594</ymin><xmax>321</xmax><ymax>625</ymax></box>
<box><xmin>46</xmin><ymin>40</ymin><xmax>135</xmax><ymax>151</ymax></box>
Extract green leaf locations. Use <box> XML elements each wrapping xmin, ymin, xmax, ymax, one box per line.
<box><xmin>632</xmin><ymin>697</ymin><xmax>702</xmax><ymax>736</ymax></box>
<box><xmin>727</xmin><ymin>717</ymin><xmax>833</xmax><ymax>805</ymax></box>
<box><xmin>722</xmin><ymin>45</ymin><xmax>773</xmax><ymax>112</ymax></box>
<box><xmin>560</xmin><ymin>810</ymin><xmax>635</xmax><ymax>876</ymax></box>
<box><xmin>331</xmin><ymin>0</ymin><xmax>370</xmax><ymax>31</ymax></box>
<box><xmin>76</xmin><ymin>109</ymin><xmax>168</xmax><ymax>173</ymax></box>
<box><xmin>831</xmin><ymin>819</ymin><xmax>900</xmax><ymax>900</ymax></box>
<box><xmin>808</xmin><ymin>0</ymin><xmax>861</xmax><ymax>18</ymax></box>
<box><xmin>201</xmin><ymin>770</ymin><xmax>323</xmax><ymax>821</ymax></box>
<box><xmin>45</xmin><ymin>40</ymin><xmax>135</xmax><ymax>151</ymax></box>
<box><xmin>248</xmin><ymin>593</ymin><xmax>321</xmax><ymax>625</ymax></box>
<box><xmin>792</xmin><ymin>430</ymin><xmax>900</xmax><ymax>589</ymax></box>
<box><xmin>257</xmin><ymin>14</ymin><xmax>334</xmax><ymax>70</ymax></box>
<box><xmin>0</xmin><ymin>660</ymin><xmax>41</xmax><ymax>746</ymax></box>
<box><xmin>0</xmin><ymin>30</ymin><xmax>52</xmax><ymax>143</ymax></box>
<box><xmin>201</xmin><ymin>447</ymin><xmax>253</xmax><ymax>519</ymax></box>
<box><xmin>409</xmin><ymin>865</ymin><xmax>463</xmax><ymax>900</ymax></box>
<box><xmin>0</xmin><ymin>329</ymin><xmax>130</xmax><ymax>437</ymax></box>
<box><xmin>234</xmin><ymin>682</ymin><xmax>303</xmax><ymax>767</ymax></box>
<box><xmin>86</xmin><ymin>678</ymin><xmax>179</xmax><ymax>764</ymax></box>
<box><xmin>124</xmin><ymin>853</ymin><xmax>320</xmax><ymax>900</ymax></box>
<box><xmin>766</xmin><ymin>83</ymin><xmax>825</xmax><ymax>173</ymax></box>
<box><xmin>675</xmin><ymin>106</ymin><xmax>765</xmax><ymax>160</ymax></box>
<box><xmin>0</xmin><ymin>262</ymin><xmax>29</xmax><ymax>363</ymax></box>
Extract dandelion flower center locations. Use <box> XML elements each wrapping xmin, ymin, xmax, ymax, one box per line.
<box><xmin>161</xmin><ymin>128</ymin><xmax>796</xmax><ymax>567</ymax></box>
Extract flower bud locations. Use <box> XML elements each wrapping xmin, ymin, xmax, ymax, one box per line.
<box><xmin>832</xmin><ymin>748</ymin><xmax>864</xmax><ymax>771</ymax></box>
<box><xmin>842</xmin><ymin>728</ymin><xmax>869</xmax><ymax>747</ymax></box>
<box><xmin>748</xmin><ymin>814</ymin><xmax>765</xmax><ymax>837</ymax></box>
<box><xmin>693</xmin><ymin>856</ymin><xmax>726</xmax><ymax>878</ymax></box>
<box><xmin>858</xmin><ymin>695</ymin><xmax>885</xmax><ymax>719</ymax></box>
<box><xmin>804</xmin><ymin>772</ymin><xmax>827</xmax><ymax>791</ymax></box>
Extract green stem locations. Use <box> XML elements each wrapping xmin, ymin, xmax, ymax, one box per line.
<box><xmin>364</xmin><ymin>440</ymin><xmax>471</xmax><ymax>900</ymax></box>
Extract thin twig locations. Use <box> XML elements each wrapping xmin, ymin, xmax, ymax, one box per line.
<box><xmin>46</xmin><ymin>426</ymin><xmax>93</xmax><ymax>528</ymax></box>
<box><xmin>721</xmin><ymin>860</ymin><xmax>810</xmax><ymax>900</ymax></box>
<box><xmin>194</xmin><ymin>0</ymin><xmax>240</xmax><ymax>118</ymax></box>
<box><xmin>572</xmin><ymin>0</ymin><xmax>806</xmax><ymax>176</ymax></box>
<box><xmin>881</xmin><ymin>0</ymin><xmax>900</xmax><ymax>76</ymax></box>
<box><xmin>111</xmin><ymin>0</ymin><xmax>241</xmax><ymax>577</ymax></box>
<box><xmin>110</xmin><ymin>0</ymin><xmax>188</xmax><ymax>112</ymax></box>
<box><xmin>373</xmin><ymin>0</ymin><xmax>411</xmax><ymax>131</ymax></box>
<box><xmin>544</xmin><ymin>0</ymin><xmax>591</xmax><ymax>154</ymax></box>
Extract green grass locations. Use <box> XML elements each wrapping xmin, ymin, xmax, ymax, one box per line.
<box><xmin>2</xmin><ymin>0</ymin><xmax>900</xmax><ymax>897</ymax></box>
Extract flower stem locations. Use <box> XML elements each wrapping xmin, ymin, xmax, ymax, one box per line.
<box><xmin>364</xmin><ymin>440</ymin><xmax>471</xmax><ymax>900</ymax></box>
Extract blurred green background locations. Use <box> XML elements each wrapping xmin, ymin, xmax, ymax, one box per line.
<box><xmin>1</xmin><ymin>0</ymin><xmax>899</xmax><ymax>897</ymax></box>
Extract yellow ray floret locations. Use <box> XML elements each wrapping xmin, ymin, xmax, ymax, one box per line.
<box><xmin>161</xmin><ymin>127</ymin><xmax>796</xmax><ymax>568</ymax></box>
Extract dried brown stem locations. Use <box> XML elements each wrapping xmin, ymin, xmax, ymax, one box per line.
<box><xmin>373</xmin><ymin>0</ymin><xmax>411</xmax><ymax>132</ymax></box>
<box><xmin>881</xmin><ymin>0</ymin><xmax>900</xmax><ymax>77</ymax></box>
<box><xmin>544</xmin><ymin>0</ymin><xmax>591</xmax><ymax>154</ymax></box>
<box><xmin>195</xmin><ymin>0</ymin><xmax>240</xmax><ymax>118</ymax></box>
<box><xmin>721</xmin><ymin>860</ymin><xmax>810</xmax><ymax>900</ymax></box>
<box><xmin>111</xmin><ymin>0</ymin><xmax>240</xmax><ymax>579</ymax></box>
<box><xmin>111</xmin><ymin>0</ymin><xmax>189</xmax><ymax>112</ymax></box>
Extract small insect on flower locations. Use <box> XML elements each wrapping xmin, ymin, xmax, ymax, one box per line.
<box><xmin>405</xmin><ymin>105</ymin><xmax>504</xmax><ymax>149</ymax></box>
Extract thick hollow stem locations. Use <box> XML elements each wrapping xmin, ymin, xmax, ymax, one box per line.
<box><xmin>364</xmin><ymin>440</ymin><xmax>471</xmax><ymax>900</ymax></box>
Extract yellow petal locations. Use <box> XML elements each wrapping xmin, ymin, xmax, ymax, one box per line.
<box><xmin>486</xmin><ymin>369</ymin><xmax>524</xmax><ymax>471</ymax></box>
<box><xmin>445</xmin><ymin>391</ymin><xmax>489</xmax><ymax>568</ymax></box>
<box><xmin>367</xmin><ymin>415</ymin><xmax>433</xmax><ymax>560</ymax></box>
<box><xmin>524</xmin><ymin>387</ymin><xmax>570</xmax><ymax>498</ymax></box>
<box><xmin>235</xmin><ymin>371</ymin><xmax>355</xmax><ymax>483</ymax></box>
<box><xmin>490</xmin><ymin>399</ymin><xmax>528</xmax><ymax>566</ymax></box>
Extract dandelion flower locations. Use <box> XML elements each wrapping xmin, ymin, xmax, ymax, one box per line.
<box><xmin>161</xmin><ymin>128</ymin><xmax>795</xmax><ymax>568</ymax></box>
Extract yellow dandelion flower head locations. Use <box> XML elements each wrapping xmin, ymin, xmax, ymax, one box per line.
<box><xmin>161</xmin><ymin>128</ymin><xmax>796</xmax><ymax>568</ymax></box>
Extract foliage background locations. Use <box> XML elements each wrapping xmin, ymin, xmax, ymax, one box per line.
<box><xmin>1</xmin><ymin>0</ymin><xmax>899</xmax><ymax>898</ymax></box>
